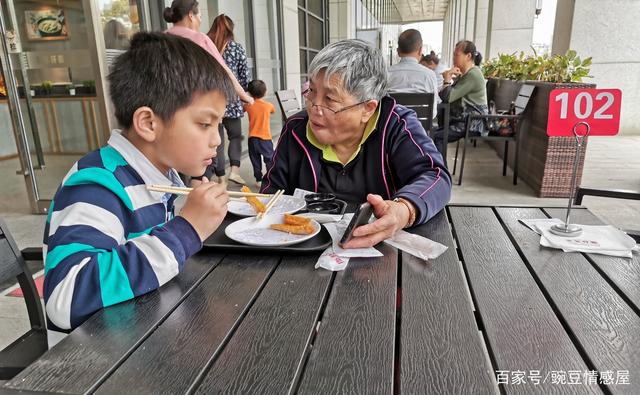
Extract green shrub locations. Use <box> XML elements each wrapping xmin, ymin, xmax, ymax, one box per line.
<box><xmin>482</xmin><ymin>49</ymin><xmax>592</xmax><ymax>83</ymax></box>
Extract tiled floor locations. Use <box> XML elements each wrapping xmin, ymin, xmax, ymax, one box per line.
<box><xmin>1</xmin><ymin>134</ymin><xmax>639</xmax><ymax>350</ymax></box>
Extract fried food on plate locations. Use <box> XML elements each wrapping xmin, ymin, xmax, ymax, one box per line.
<box><xmin>270</xmin><ymin>223</ymin><xmax>315</xmax><ymax>235</ymax></box>
<box><xmin>242</xmin><ymin>185</ymin><xmax>266</xmax><ymax>213</ymax></box>
<box><xmin>283</xmin><ymin>213</ymin><xmax>311</xmax><ymax>226</ymax></box>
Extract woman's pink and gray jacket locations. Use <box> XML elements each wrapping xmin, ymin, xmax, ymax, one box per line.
<box><xmin>261</xmin><ymin>96</ymin><xmax>452</xmax><ymax>226</ymax></box>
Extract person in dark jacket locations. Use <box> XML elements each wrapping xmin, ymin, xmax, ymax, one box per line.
<box><xmin>261</xmin><ymin>39</ymin><xmax>451</xmax><ymax>249</ymax></box>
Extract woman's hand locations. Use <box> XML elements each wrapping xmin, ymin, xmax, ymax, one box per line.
<box><xmin>240</xmin><ymin>91</ymin><xmax>254</xmax><ymax>104</ymax></box>
<box><xmin>341</xmin><ymin>194</ymin><xmax>411</xmax><ymax>249</ymax></box>
<box><xmin>443</xmin><ymin>67</ymin><xmax>461</xmax><ymax>83</ymax></box>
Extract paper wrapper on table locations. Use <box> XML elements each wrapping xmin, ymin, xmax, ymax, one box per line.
<box><xmin>314</xmin><ymin>214</ymin><xmax>381</xmax><ymax>271</ymax></box>
<box><xmin>324</xmin><ymin>215</ymin><xmax>383</xmax><ymax>258</ymax></box>
<box><xmin>383</xmin><ymin>230</ymin><xmax>448</xmax><ymax>260</ymax></box>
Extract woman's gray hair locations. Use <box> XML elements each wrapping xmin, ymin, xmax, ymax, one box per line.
<box><xmin>308</xmin><ymin>39</ymin><xmax>388</xmax><ymax>101</ymax></box>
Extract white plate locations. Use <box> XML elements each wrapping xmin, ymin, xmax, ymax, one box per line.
<box><xmin>227</xmin><ymin>195</ymin><xmax>306</xmax><ymax>217</ymax></box>
<box><xmin>225</xmin><ymin>214</ymin><xmax>321</xmax><ymax>246</ymax></box>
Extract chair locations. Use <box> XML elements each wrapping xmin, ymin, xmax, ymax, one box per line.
<box><xmin>0</xmin><ymin>218</ymin><xmax>47</xmax><ymax>380</ymax></box>
<box><xmin>453</xmin><ymin>84</ymin><xmax>535</xmax><ymax>186</ymax></box>
<box><xmin>389</xmin><ymin>92</ymin><xmax>435</xmax><ymax>135</ymax></box>
<box><xmin>574</xmin><ymin>187</ymin><xmax>640</xmax><ymax>242</ymax></box>
<box><xmin>275</xmin><ymin>89</ymin><xmax>302</xmax><ymax>122</ymax></box>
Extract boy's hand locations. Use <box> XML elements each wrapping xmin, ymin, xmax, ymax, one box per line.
<box><xmin>179</xmin><ymin>177</ymin><xmax>229</xmax><ymax>241</ymax></box>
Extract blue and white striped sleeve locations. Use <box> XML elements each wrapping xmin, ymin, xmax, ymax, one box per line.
<box><xmin>43</xmin><ymin>183</ymin><xmax>201</xmax><ymax>331</ymax></box>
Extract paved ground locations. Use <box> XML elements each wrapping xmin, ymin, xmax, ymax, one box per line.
<box><xmin>1</xmin><ymin>134</ymin><xmax>639</xmax><ymax>350</ymax></box>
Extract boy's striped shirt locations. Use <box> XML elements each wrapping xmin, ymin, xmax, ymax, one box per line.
<box><xmin>44</xmin><ymin>131</ymin><xmax>201</xmax><ymax>331</ymax></box>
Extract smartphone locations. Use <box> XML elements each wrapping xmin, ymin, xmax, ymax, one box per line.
<box><xmin>339</xmin><ymin>202</ymin><xmax>373</xmax><ymax>246</ymax></box>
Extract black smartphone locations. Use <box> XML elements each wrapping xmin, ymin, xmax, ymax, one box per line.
<box><xmin>339</xmin><ymin>202</ymin><xmax>373</xmax><ymax>246</ymax></box>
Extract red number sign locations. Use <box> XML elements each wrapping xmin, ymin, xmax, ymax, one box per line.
<box><xmin>547</xmin><ymin>89</ymin><xmax>622</xmax><ymax>136</ymax></box>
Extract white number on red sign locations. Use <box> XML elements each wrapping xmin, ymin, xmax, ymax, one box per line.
<box><xmin>554</xmin><ymin>91</ymin><xmax>615</xmax><ymax>120</ymax></box>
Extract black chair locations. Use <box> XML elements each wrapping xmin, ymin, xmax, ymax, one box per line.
<box><xmin>453</xmin><ymin>84</ymin><xmax>535</xmax><ymax>186</ymax></box>
<box><xmin>389</xmin><ymin>92</ymin><xmax>435</xmax><ymax>135</ymax></box>
<box><xmin>575</xmin><ymin>187</ymin><xmax>640</xmax><ymax>242</ymax></box>
<box><xmin>275</xmin><ymin>89</ymin><xmax>302</xmax><ymax>122</ymax></box>
<box><xmin>0</xmin><ymin>218</ymin><xmax>47</xmax><ymax>380</ymax></box>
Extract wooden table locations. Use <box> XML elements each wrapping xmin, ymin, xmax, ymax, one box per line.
<box><xmin>3</xmin><ymin>206</ymin><xmax>639</xmax><ymax>394</ymax></box>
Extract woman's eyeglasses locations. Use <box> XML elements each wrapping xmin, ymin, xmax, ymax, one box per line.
<box><xmin>303</xmin><ymin>89</ymin><xmax>368</xmax><ymax>116</ymax></box>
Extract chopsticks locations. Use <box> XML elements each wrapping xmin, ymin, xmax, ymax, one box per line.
<box><xmin>147</xmin><ymin>184</ymin><xmax>271</xmax><ymax>198</ymax></box>
<box><xmin>256</xmin><ymin>189</ymin><xmax>284</xmax><ymax>220</ymax></box>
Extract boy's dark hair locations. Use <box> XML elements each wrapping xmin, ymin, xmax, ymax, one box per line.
<box><xmin>247</xmin><ymin>80</ymin><xmax>267</xmax><ymax>99</ymax></box>
<box><xmin>108</xmin><ymin>32</ymin><xmax>234</xmax><ymax>129</ymax></box>
<box><xmin>397</xmin><ymin>29</ymin><xmax>422</xmax><ymax>54</ymax></box>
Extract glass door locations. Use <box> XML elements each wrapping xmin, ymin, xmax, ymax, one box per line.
<box><xmin>0</xmin><ymin>0</ymin><xmax>141</xmax><ymax>214</ymax></box>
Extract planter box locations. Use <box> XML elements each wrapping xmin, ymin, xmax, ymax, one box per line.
<box><xmin>486</xmin><ymin>78</ymin><xmax>596</xmax><ymax>198</ymax></box>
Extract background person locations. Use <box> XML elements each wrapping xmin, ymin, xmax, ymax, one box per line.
<box><xmin>163</xmin><ymin>0</ymin><xmax>253</xmax><ymax>105</ymax></box>
<box><xmin>206</xmin><ymin>14</ymin><xmax>251</xmax><ymax>185</ymax></box>
<box><xmin>432</xmin><ymin>40</ymin><xmax>488</xmax><ymax>158</ymax></box>
<box><xmin>387</xmin><ymin>29</ymin><xmax>439</xmax><ymax>121</ymax></box>
<box><xmin>244</xmin><ymin>80</ymin><xmax>276</xmax><ymax>188</ymax></box>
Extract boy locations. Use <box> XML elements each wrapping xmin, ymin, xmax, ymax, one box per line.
<box><xmin>43</xmin><ymin>32</ymin><xmax>233</xmax><ymax>332</ymax></box>
<box><xmin>243</xmin><ymin>80</ymin><xmax>276</xmax><ymax>188</ymax></box>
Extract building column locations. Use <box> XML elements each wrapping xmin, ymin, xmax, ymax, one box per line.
<box><xmin>281</xmin><ymin>0</ymin><xmax>302</xmax><ymax>96</ymax></box>
<box><xmin>555</xmin><ymin>0</ymin><xmax>640</xmax><ymax>135</ymax></box>
<box><xmin>329</xmin><ymin>0</ymin><xmax>354</xmax><ymax>42</ymax></box>
<box><xmin>486</xmin><ymin>0</ymin><xmax>535</xmax><ymax>59</ymax></box>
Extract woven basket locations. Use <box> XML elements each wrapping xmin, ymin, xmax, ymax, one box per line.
<box><xmin>487</xmin><ymin>79</ymin><xmax>596</xmax><ymax>197</ymax></box>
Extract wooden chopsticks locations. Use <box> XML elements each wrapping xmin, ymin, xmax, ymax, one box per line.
<box><xmin>256</xmin><ymin>190</ymin><xmax>284</xmax><ymax>220</ymax></box>
<box><xmin>147</xmin><ymin>184</ymin><xmax>271</xmax><ymax>198</ymax></box>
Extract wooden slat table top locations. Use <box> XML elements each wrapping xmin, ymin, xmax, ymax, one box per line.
<box><xmin>194</xmin><ymin>254</ymin><xmax>333</xmax><ymax>394</ymax></box>
<box><xmin>4</xmin><ymin>205</ymin><xmax>637</xmax><ymax>394</ymax></box>
<box><xmin>94</xmin><ymin>254</ymin><xmax>280</xmax><ymax>394</ymax></box>
<box><xmin>297</xmin><ymin>243</ymin><xmax>398</xmax><ymax>394</ymax></box>
<box><xmin>544</xmin><ymin>208</ymin><xmax>640</xmax><ymax>311</ymax></box>
<box><xmin>496</xmin><ymin>207</ymin><xmax>639</xmax><ymax>394</ymax></box>
<box><xmin>5</xmin><ymin>253</ymin><xmax>225</xmax><ymax>394</ymax></box>
<box><xmin>400</xmin><ymin>210</ymin><xmax>495</xmax><ymax>394</ymax></box>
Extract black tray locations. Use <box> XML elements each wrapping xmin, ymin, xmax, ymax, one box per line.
<box><xmin>202</xmin><ymin>215</ymin><xmax>332</xmax><ymax>254</ymax></box>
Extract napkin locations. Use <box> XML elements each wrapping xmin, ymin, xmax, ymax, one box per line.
<box><xmin>520</xmin><ymin>218</ymin><xmax>638</xmax><ymax>258</ymax></box>
<box><xmin>315</xmin><ymin>247</ymin><xmax>350</xmax><ymax>271</ymax></box>
<box><xmin>297</xmin><ymin>212</ymin><xmax>343</xmax><ymax>224</ymax></box>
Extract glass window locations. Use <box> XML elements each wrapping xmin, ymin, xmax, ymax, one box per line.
<box><xmin>308</xmin><ymin>16</ymin><xmax>323</xmax><ymax>50</ymax></box>
<box><xmin>308</xmin><ymin>50</ymin><xmax>318</xmax><ymax>65</ymax></box>
<box><xmin>298</xmin><ymin>12</ymin><xmax>306</xmax><ymax>47</ymax></box>
<box><xmin>299</xmin><ymin>50</ymin><xmax>307</xmax><ymax>74</ymax></box>
<box><xmin>100</xmin><ymin>0</ymin><xmax>140</xmax><ymax>50</ymax></box>
<box><xmin>308</xmin><ymin>0</ymin><xmax>323</xmax><ymax>17</ymax></box>
<box><xmin>299</xmin><ymin>0</ymin><xmax>328</xmax><ymax>81</ymax></box>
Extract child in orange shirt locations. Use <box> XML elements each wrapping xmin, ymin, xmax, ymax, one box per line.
<box><xmin>244</xmin><ymin>80</ymin><xmax>276</xmax><ymax>188</ymax></box>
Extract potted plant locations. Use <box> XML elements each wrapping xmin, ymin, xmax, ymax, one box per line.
<box><xmin>41</xmin><ymin>80</ymin><xmax>53</xmax><ymax>95</ymax></box>
<box><xmin>67</xmin><ymin>84</ymin><xmax>76</xmax><ymax>96</ymax></box>
<box><xmin>29</xmin><ymin>84</ymin><xmax>40</xmax><ymax>97</ymax></box>
<box><xmin>481</xmin><ymin>50</ymin><xmax>595</xmax><ymax>197</ymax></box>
<box><xmin>83</xmin><ymin>80</ymin><xmax>95</xmax><ymax>95</ymax></box>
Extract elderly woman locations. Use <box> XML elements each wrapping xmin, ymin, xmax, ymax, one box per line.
<box><xmin>261</xmin><ymin>39</ymin><xmax>451</xmax><ymax>248</ymax></box>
